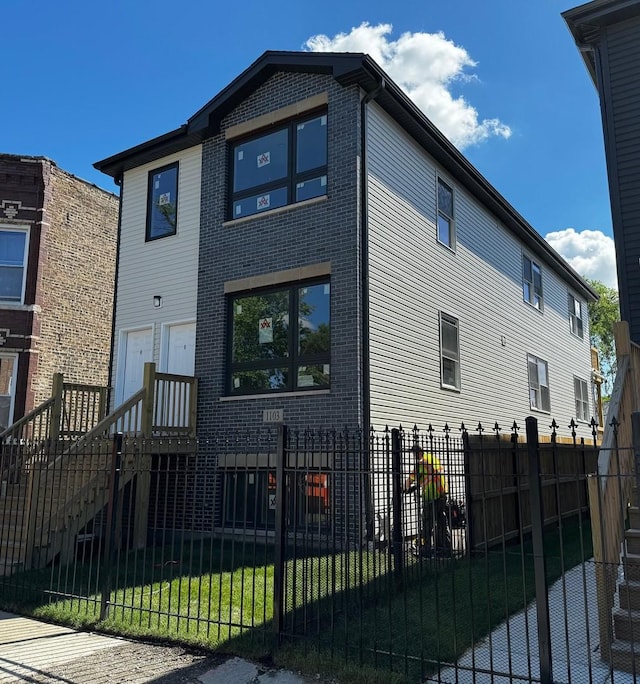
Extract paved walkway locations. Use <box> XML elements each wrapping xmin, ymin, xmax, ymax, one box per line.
<box><xmin>0</xmin><ymin>612</ymin><xmax>319</xmax><ymax>684</ymax></box>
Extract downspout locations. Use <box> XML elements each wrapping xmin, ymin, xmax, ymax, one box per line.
<box><xmin>105</xmin><ymin>174</ymin><xmax>123</xmax><ymax>415</ymax></box>
<box><xmin>360</xmin><ymin>76</ymin><xmax>385</xmax><ymax>539</ymax></box>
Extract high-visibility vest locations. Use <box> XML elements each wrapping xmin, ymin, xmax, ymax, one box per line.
<box><xmin>409</xmin><ymin>453</ymin><xmax>448</xmax><ymax>501</ymax></box>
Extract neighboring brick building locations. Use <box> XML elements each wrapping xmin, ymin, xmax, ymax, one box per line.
<box><xmin>0</xmin><ymin>154</ymin><xmax>118</xmax><ymax>429</ymax></box>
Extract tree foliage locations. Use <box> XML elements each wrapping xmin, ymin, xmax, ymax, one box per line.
<box><xmin>585</xmin><ymin>278</ymin><xmax>620</xmax><ymax>395</ymax></box>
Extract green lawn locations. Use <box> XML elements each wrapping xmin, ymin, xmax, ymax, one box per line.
<box><xmin>0</xmin><ymin>517</ymin><xmax>593</xmax><ymax>684</ymax></box>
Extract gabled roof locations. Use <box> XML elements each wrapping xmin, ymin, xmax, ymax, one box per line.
<box><xmin>94</xmin><ymin>50</ymin><xmax>597</xmax><ymax>301</ymax></box>
<box><xmin>563</xmin><ymin>0</ymin><xmax>640</xmax><ymax>83</ymax></box>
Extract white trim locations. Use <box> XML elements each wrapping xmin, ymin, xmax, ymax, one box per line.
<box><xmin>0</xmin><ymin>352</ymin><xmax>18</xmax><ymax>429</ymax></box>
<box><xmin>0</xmin><ymin>225</ymin><xmax>30</xmax><ymax>306</ymax></box>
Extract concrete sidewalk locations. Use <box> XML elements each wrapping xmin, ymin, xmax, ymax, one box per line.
<box><xmin>0</xmin><ymin>612</ymin><xmax>323</xmax><ymax>683</ymax></box>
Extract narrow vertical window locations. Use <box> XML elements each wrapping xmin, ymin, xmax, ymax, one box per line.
<box><xmin>440</xmin><ymin>313</ymin><xmax>460</xmax><ymax>390</ymax></box>
<box><xmin>0</xmin><ymin>229</ymin><xmax>28</xmax><ymax>304</ymax></box>
<box><xmin>568</xmin><ymin>293</ymin><xmax>584</xmax><ymax>338</ymax></box>
<box><xmin>574</xmin><ymin>377</ymin><xmax>589</xmax><ymax>422</ymax></box>
<box><xmin>146</xmin><ymin>162</ymin><xmax>179</xmax><ymax>241</ymax></box>
<box><xmin>527</xmin><ymin>354</ymin><xmax>550</xmax><ymax>412</ymax></box>
<box><xmin>523</xmin><ymin>255</ymin><xmax>543</xmax><ymax>309</ymax></box>
<box><xmin>437</xmin><ymin>178</ymin><xmax>455</xmax><ymax>248</ymax></box>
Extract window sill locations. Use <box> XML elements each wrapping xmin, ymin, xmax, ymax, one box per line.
<box><xmin>220</xmin><ymin>389</ymin><xmax>330</xmax><ymax>401</ymax></box>
<box><xmin>529</xmin><ymin>406</ymin><xmax>551</xmax><ymax>415</ymax></box>
<box><xmin>436</xmin><ymin>239</ymin><xmax>456</xmax><ymax>254</ymax></box>
<box><xmin>440</xmin><ymin>384</ymin><xmax>461</xmax><ymax>393</ymax></box>
<box><xmin>223</xmin><ymin>195</ymin><xmax>327</xmax><ymax>227</ymax></box>
<box><xmin>523</xmin><ymin>300</ymin><xmax>544</xmax><ymax>314</ymax></box>
<box><xmin>570</xmin><ymin>332</ymin><xmax>584</xmax><ymax>341</ymax></box>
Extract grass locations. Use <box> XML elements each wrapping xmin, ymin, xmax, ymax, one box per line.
<box><xmin>0</xmin><ymin>517</ymin><xmax>593</xmax><ymax>684</ymax></box>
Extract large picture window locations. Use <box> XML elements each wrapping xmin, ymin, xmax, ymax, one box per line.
<box><xmin>230</xmin><ymin>113</ymin><xmax>327</xmax><ymax>219</ymax></box>
<box><xmin>228</xmin><ymin>279</ymin><xmax>330</xmax><ymax>394</ymax></box>
<box><xmin>146</xmin><ymin>162</ymin><xmax>178</xmax><ymax>241</ymax></box>
<box><xmin>0</xmin><ymin>229</ymin><xmax>28</xmax><ymax>304</ymax></box>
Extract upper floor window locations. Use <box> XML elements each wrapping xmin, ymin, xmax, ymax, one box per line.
<box><xmin>523</xmin><ymin>255</ymin><xmax>543</xmax><ymax>309</ymax></box>
<box><xmin>437</xmin><ymin>178</ymin><xmax>455</xmax><ymax>249</ymax></box>
<box><xmin>568</xmin><ymin>293</ymin><xmax>584</xmax><ymax>339</ymax></box>
<box><xmin>0</xmin><ymin>229</ymin><xmax>28</xmax><ymax>304</ymax></box>
<box><xmin>574</xmin><ymin>377</ymin><xmax>589</xmax><ymax>422</ymax></box>
<box><xmin>527</xmin><ymin>354</ymin><xmax>550</xmax><ymax>413</ymax></box>
<box><xmin>228</xmin><ymin>279</ymin><xmax>330</xmax><ymax>394</ymax></box>
<box><xmin>230</xmin><ymin>113</ymin><xmax>327</xmax><ymax>219</ymax></box>
<box><xmin>440</xmin><ymin>312</ymin><xmax>460</xmax><ymax>390</ymax></box>
<box><xmin>146</xmin><ymin>162</ymin><xmax>178</xmax><ymax>241</ymax></box>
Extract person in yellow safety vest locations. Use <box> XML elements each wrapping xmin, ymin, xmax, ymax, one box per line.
<box><xmin>404</xmin><ymin>446</ymin><xmax>452</xmax><ymax>558</ymax></box>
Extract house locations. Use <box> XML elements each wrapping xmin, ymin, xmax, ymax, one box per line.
<box><xmin>0</xmin><ymin>154</ymin><xmax>118</xmax><ymax>429</ymax></box>
<box><xmin>94</xmin><ymin>51</ymin><xmax>597</xmax><ymax>445</ymax></box>
<box><xmin>563</xmin><ymin>0</ymin><xmax>640</xmax><ymax>345</ymax></box>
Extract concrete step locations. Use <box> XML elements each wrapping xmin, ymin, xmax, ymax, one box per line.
<box><xmin>629</xmin><ymin>507</ymin><xmax>640</xmax><ymax>530</ymax></box>
<box><xmin>614</xmin><ymin>607</ymin><xmax>640</xmax><ymax>642</ymax></box>
<box><xmin>610</xmin><ymin>638</ymin><xmax>640</xmax><ymax>675</ymax></box>
<box><xmin>623</xmin><ymin>552</ymin><xmax>640</xmax><ymax>582</ymax></box>
<box><xmin>627</xmin><ymin>529</ymin><xmax>640</xmax><ymax>555</ymax></box>
<box><xmin>619</xmin><ymin>580</ymin><xmax>640</xmax><ymax>611</ymax></box>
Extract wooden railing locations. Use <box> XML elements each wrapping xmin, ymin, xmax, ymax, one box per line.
<box><xmin>589</xmin><ymin>321</ymin><xmax>639</xmax><ymax>662</ymax></box>
<box><xmin>0</xmin><ymin>375</ymin><xmax>107</xmax><ymax>485</ymax></box>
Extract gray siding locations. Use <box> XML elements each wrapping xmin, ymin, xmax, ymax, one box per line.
<box><xmin>601</xmin><ymin>15</ymin><xmax>640</xmax><ymax>342</ymax></box>
<box><xmin>366</xmin><ymin>103</ymin><xmax>594</xmax><ymax>438</ymax></box>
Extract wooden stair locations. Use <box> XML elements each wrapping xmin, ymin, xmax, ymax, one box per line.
<box><xmin>610</xmin><ymin>502</ymin><xmax>640</xmax><ymax>674</ymax></box>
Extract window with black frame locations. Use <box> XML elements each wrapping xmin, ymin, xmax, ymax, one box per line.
<box><xmin>146</xmin><ymin>162</ymin><xmax>178</xmax><ymax>241</ymax></box>
<box><xmin>230</xmin><ymin>113</ymin><xmax>327</xmax><ymax>219</ymax></box>
<box><xmin>228</xmin><ymin>279</ymin><xmax>330</xmax><ymax>394</ymax></box>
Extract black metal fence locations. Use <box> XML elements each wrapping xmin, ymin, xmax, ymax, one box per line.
<box><xmin>0</xmin><ymin>416</ymin><xmax>632</xmax><ymax>683</ymax></box>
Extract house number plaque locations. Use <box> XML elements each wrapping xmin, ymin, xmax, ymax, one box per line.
<box><xmin>263</xmin><ymin>408</ymin><xmax>284</xmax><ymax>423</ymax></box>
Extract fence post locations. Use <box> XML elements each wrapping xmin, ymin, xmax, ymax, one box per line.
<box><xmin>100</xmin><ymin>432</ymin><xmax>123</xmax><ymax>621</ymax></box>
<box><xmin>273</xmin><ymin>424</ymin><xmax>287</xmax><ymax>640</ymax></box>
<box><xmin>50</xmin><ymin>373</ymin><xmax>64</xmax><ymax>442</ymax></box>
<box><xmin>391</xmin><ymin>428</ymin><xmax>404</xmax><ymax>583</ymax></box>
<box><xmin>526</xmin><ymin>416</ymin><xmax>552</xmax><ymax>684</ymax></box>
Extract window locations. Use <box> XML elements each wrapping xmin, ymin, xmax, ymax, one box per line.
<box><xmin>0</xmin><ymin>229</ymin><xmax>28</xmax><ymax>304</ymax></box>
<box><xmin>437</xmin><ymin>178</ymin><xmax>455</xmax><ymax>248</ymax></box>
<box><xmin>146</xmin><ymin>162</ymin><xmax>178</xmax><ymax>241</ymax></box>
<box><xmin>528</xmin><ymin>354</ymin><xmax>550</xmax><ymax>412</ymax></box>
<box><xmin>228</xmin><ymin>279</ymin><xmax>330</xmax><ymax>394</ymax></box>
<box><xmin>574</xmin><ymin>377</ymin><xmax>589</xmax><ymax>422</ymax></box>
<box><xmin>440</xmin><ymin>313</ymin><xmax>460</xmax><ymax>390</ymax></box>
<box><xmin>230</xmin><ymin>113</ymin><xmax>327</xmax><ymax>219</ymax></box>
<box><xmin>568</xmin><ymin>293</ymin><xmax>584</xmax><ymax>339</ymax></box>
<box><xmin>523</xmin><ymin>255</ymin><xmax>543</xmax><ymax>309</ymax></box>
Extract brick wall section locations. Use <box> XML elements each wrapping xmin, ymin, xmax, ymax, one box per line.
<box><xmin>0</xmin><ymin>154</ymin><xmax>118</xmax><ymax>419</ymax></box>
<box><xmin>196</xmin><ymin>71</ymin><xmax>364</xmax><ymax>436</ymax></box>
<box><xmin>34</xmin><ymin>163</ymin><xmax>118</xmax><ymax>405</ymax></box>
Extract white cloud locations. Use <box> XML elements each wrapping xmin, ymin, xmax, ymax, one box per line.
<box><xmin>304</xmin><ymin>22</ymin><xmax>511</xmax><ymax>150</ymax></box>
<box><xmin>545</xmin><ymin>228</ymin><xmax>618</xmax><ymax>289</ymax></box>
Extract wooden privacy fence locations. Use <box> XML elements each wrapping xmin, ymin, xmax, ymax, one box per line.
<box><xmin>463</xmin><ymin>428</ymin><xmax>599</xmax><ymax>551</ymax></box>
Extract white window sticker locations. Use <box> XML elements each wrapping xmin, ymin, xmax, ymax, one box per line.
<box><xmin>321</xmin><ymin>115</ymin><xmax>327</xmax><ymax>126</ymax></box>
<box><xmin>297</xmin><ymin>123</ymin><xmax>304</xmax><ymax>131</ymax></box>
<box><xmin>238</xmin><ymin>150</ymin><xmax>244</xmax><ymax>161</ymax></box>
<box><xmin>235</xmin><ymin>304</ymin><xmax>242</xmax><ymax>315</ymax></box>
<box><xmin>298</xmin><ymin>374</ymin><xmax>314</xmax><ymax>387</ymax></box>
<box><xmin>259</xmin><ymin>317</ymin><xmax>273</xmax><ymax>344</ymax></box>
<box><xmin>323</xmin><ymin>284</ymin><xmax>330</xmax><ymax>295</ymax></box>
<box><xmin>320</xmin><ymin>176</ymin><xmax>327</xmax><ymax>186</ymax></box>
<box><xmin>158</xmin><ymin>192</ymin><xmax>170</xmax><ymax>206</ymax></box>
<box><xmin>257</xmin><ymin>151</ymin><xmax>270</xmax><ymax>168</ymax></box>
<box><xmin>323</xmin><ymin>364</ymin><xmax>330</xmax><ymax>375</ymax></box>
<box><xmin>154</xmin><ymin>180</ymin><xmax>160</xmax><ymax>189</ymax></box>
<box><xmin>235</xmin><ymin>205</ymin><xmax>242</xmax><ymax>215</ymax></box>
<box><xmin>257</xmin><ymin>194</ymin><xmax>270</xmax><ymax>211</ymax></box>
<box><xmin>297</xmin><ymin>182</ymin><xmax>303</xmax><ymax>189</ymax></box>
<box><xmin>234</xmin><ymin>377</ymin><xmax>240</xmax><ymax>388</ymax></box>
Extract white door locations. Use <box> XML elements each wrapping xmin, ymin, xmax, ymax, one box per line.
<box><xmin>166</xmin><ymin>323</ymin><xmax>195</xmax><ymax>376</ymax></box>
<box><xmin>0</xmin><ymin>354</ymin><xmax>18</xmax><ymax>430</ymax></box>
<box><xmin>119</xmin><ymin>328</ymin><xmax>153</xmax><ymax>403</ymax></box>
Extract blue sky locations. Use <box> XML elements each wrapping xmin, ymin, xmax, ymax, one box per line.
<box><xmin>2</xmin><ymin>0</ymin><xmax>616</xmax><ymax>286</ymax></box>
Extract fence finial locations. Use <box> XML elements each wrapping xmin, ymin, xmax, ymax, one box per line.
<box><xmin>476</xmin><ymin>422</ymin><xmax>484</xmax><ymax>434</ymax></box>
<box><xmin>566</xmin><ymin>418</ymin><xmax>575</xmax><ymax>439</ymax></box>
<box><xmin>511</xmin><ymin>421</ymin><xmax>520</xmax><ymax>436</ymax></box>
<box><xmin>459</xmin><ymin>421</ymin><xmax>467</xmax><ymax>434</ymax></box>
<box><xmin>590</xmin><ymin>417</ymin><xmax>598</xmax><ymax>442</ymax></box>
<box><xmin>493</xmin><ymin>422</ymin><xmax>501</xmax><ymax>437</ymax></box>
